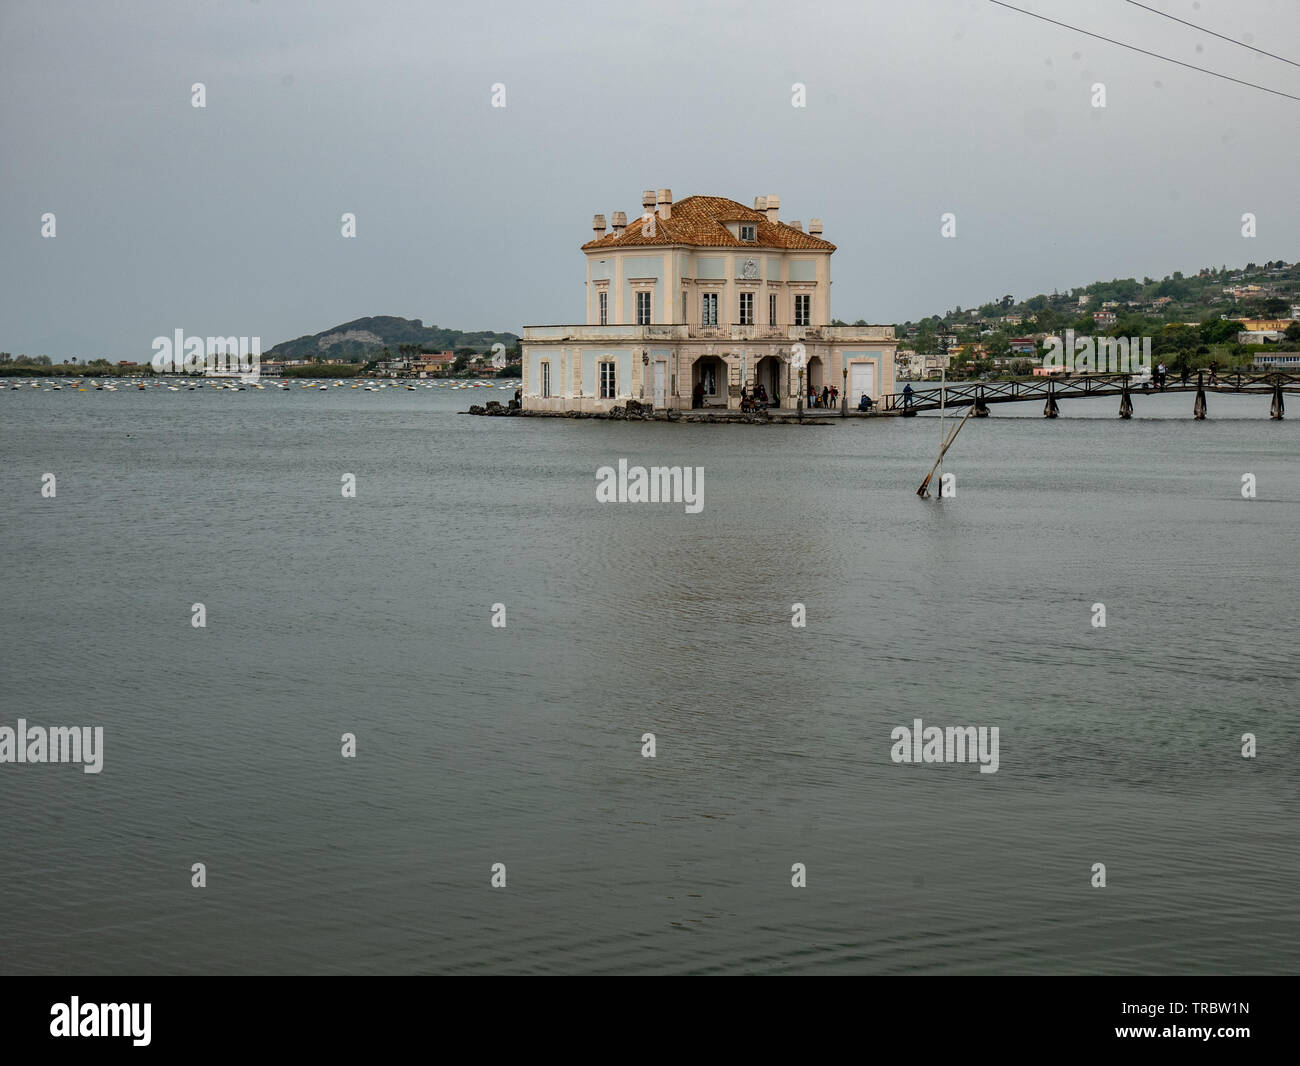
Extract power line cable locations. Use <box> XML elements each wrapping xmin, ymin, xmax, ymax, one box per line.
<box><xmin>986</xmin><ymin>0</ymin><xmax>1300</xmax><ymax>101</ymax></box>
<box><xmin>1126</xmin><ymin>1</ymin><xmax>1300</xmax><ymax>69</ymax></box>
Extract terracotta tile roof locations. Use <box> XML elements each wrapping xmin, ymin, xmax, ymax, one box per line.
<box><xmin>581</xmin><ymin>195</ymin><xmax>836</xmax><ymax>252</ymax></box>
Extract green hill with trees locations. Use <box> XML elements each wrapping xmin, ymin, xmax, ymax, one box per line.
<box><xmin>838</xmin><ymin>259</ymin><xmax>1299</xmax><ymax>378</ymax></box>
<box><xmin>265</xmin><ymin>316</ymin><xmax>518</xmax><ymax>363</ymax></box>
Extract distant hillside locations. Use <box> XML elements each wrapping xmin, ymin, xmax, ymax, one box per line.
<box><xmin>266</xmin><ymin>316</ymin><xmax>518</xmax><ymax>362</ymax></box>
<box><xmin>892</xmin><ymin>259</ymin><xmax>1297</xmax><ymax>339</ymax></box>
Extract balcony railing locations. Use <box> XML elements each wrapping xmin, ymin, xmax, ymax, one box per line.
<box><xmin>522</xmin><ymin>323</ymin><xmax>897</xmax><ymax>343</ymax></box>
<box><xmin>523</xmin><ymin>324</ymin><xmax>690</xmax><ymax>341</ymax></box>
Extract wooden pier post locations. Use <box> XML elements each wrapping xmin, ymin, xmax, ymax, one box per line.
<box><xmin>1043</xmin><ymin>380</ymin><xmax>1058</xmax><ymax>418</ymax></box>
<box><xmin>974</xmin><ymin>387</ymin><xmax>990</xmax><ymax>417</ymax></box>
<box><xmin>1119</xmin><ymin>381</ymin><xmax>1133</xmax><ymax>419</ymax></box>
<box><xmin>1193</xmin><ymin>370</ymin><xmax>1207</xmax><ymax>420</ymax></box>
<box><xmin>1271</xmin><ymin>377</ymin><xmax>1285</xmax><ymax>420</ymax></box>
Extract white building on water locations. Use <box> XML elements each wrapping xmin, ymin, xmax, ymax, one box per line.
<box><xmin>521</xmin><ymin>189</ymin><xmax>897</xmax><ymax>413</ymax></box>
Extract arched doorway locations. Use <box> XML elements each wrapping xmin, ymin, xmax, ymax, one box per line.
<box><xmin>807</xmin><ymin>355</ymin><xmax>825</xmax><ymax>404</ymax></box>
<box><xmin>692</xmin><ymin>355</ymin><xmax>727</xmax><ymax>407</ymax></box>
<box><xmin>755</xmin><ymin>355</ymin><xmax>783</xmax><ymax>407</ymax></box>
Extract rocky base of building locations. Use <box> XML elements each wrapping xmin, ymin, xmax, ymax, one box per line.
<box><xmin>466</xmin><ymin>399</ymin><xmax>832</xmax><ymax>424</ymax></box>
<box><xmin>467</xmin><ymin>400</ymin><xmax>521</xmax><ymax>416</ymax></box>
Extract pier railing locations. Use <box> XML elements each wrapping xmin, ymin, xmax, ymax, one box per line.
<box><xmin>881</xmin><ymin>371</ymin><xmax>1300</xmax><ymax>414</ymax></box>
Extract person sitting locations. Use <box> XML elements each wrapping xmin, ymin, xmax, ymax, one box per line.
<box><xmin>858</xmin><ymin>393</ymin><xmax>873</xmax><ymax>411</ymax></box>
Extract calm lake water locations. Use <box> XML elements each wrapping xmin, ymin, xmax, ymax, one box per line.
<box><xmin>2</xmin><ymin>382</ymin><xmax>1297</xmax><ymax>974</ymax></box>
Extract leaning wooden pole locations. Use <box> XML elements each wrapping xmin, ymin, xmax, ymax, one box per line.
<box><xmin>917</xmin><ymin>404</ymin><xmax>975</xmax><ymax>498</ymax></box>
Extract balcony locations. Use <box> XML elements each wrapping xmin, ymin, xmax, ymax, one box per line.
<box><xmin>523</xmin><ymin>324</ymin><xmax>689</xmax><ymax>341</ymax></box>
<box><xmin>722</xmin><ymin>324</ymin><xmax>787</xmax><ymax>340</ymax></box>
<box><xmin>522</xmin><ymin>323</ymin><xmax>897</xmax><ymax>343</ymax></box>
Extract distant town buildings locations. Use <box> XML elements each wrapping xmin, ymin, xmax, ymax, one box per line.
<box><xmin>374</xmin><ymin>351</ymin><xmax>476</xmax><ymax>377</ymax></box>
<box><xmin>1236</xmin><ymin>318</ymin><xmax>1296</xmax><ymax>345</ymax></box>
<box><xmin>1253</xmin><ymin>352</ymin><xmax>1300</xmax><ymax>367</ymax></box>
<box><xmin>419</xmin><ymin>352</ymin><xmax>455</xmax><ymax>374</ymax></box>
<box><xmin>897</xmin><ymin>350</ymin><xmax>954</xmax><ymax>379</ymax></box>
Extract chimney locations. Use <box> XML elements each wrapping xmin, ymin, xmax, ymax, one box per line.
<box><xmin>789</xmin><ymin>220</ymin><xmax>803</xmax><ymax>232</ymax></box>
<box><xmin>642</xmin><ymin>189</ymin><xmax>656</xmax><ymax>221</ymax></box>
<box><xmin>809</xmin><ymin>218</ymin><xmax>823</xmax><ymax>238</ymax></box>
<box><xmin>754</xmin><ymin>196</ymin><xmax>767</xmax><ymax>212</ymax></box>
<box><xmin>657</xmin><ymin>188</ymin><xmax>672</xmax><ymax>220</ymax></box>
<box><xmin>611</xmin><ymin>211</ymin><xmax>627</xmax><ymax>236</ymax></box>
<box><xmin>765</xmin><ymin>195</ymin><xmax>780</xmax><ymax>224</ymax></box>
<box><xmin>592</xmin><ymin>214</ymin><xmax>607</xmax><ymax>240</ymax></box>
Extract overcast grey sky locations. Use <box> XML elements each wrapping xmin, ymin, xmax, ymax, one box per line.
<box><xmin>2</xmin><ymin>0</ymin><xmax>1297</xmax><ymax>360</ymax></box>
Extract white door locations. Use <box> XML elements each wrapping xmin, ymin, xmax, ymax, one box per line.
<box><xmin>653</xmin><ymin>362</ymin><xmax>666</xmax><ymax>407</ymax></box>
<box><xmin>849</xmin><ymin>362</ymin><xmax>875</xmax><ymax>402</ymax></box>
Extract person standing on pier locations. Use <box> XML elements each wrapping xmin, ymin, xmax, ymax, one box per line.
<box><xmin>903</xmin><ymin>382</ymin><xmax>914</xmax><ymax>410</ymax></box>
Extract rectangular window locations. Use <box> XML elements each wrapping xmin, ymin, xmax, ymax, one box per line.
<box><xmin>795</xmin><ymin>294</ymin><xmax>811</xmax><ymax>326</ymax></box>
<box><xmin>598</xmin><ymin>291</ymin><xmax>607</xmax><ymax>325</ymax></box>
<box><xmin>600</xmin><ymin>361</ymin><xmax>616</xmax><ymax>398</ymax></box>
<box><xmin>541</xmin><ymin>361</ymin><xmax>551</xmax><ymax>398</ymax></box>
<box><xmin>739</xmin><ymin>292</ymin><xmax>754</xmax><ymax>325</ymax></box>
<box><xmin>740</xmin><ymin>224</ymin><xmax>756</xmax><ymax>242</ymax></box>
<box><xmin>702</xmin><ymin>292</ymin><xmax>718</xmax><ymax>326</ymax></box>
<box><xmin>769</xmin><ymin>293</ymin><xmax>777</xmax><ymax>326</ymax></box>
<box><xmin>636</xmin><ymin>291</ymin><xmax>651</xmax><ymax>325</ymax></box>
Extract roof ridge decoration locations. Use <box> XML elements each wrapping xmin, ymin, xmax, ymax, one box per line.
<box><xmin>581</xmin><ymin>195</ymin><xmax>836</xmax><ymax>252</ymax></box>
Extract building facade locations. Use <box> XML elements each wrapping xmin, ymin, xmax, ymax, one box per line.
<box><xmin>521</xmin><ymin>189</ymin><xmax>897</xmax><ymax>412</ymax></box>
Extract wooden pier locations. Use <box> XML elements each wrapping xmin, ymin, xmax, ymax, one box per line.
<box><xmin>878</xmin><ymin>370</ymin><xmax>1299</xmax><ymax>418</ymax></box>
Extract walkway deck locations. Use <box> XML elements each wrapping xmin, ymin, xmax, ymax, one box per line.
<box><xmin>878</xmin><ymin>371</ymin><xmax>1299</xmax><ymax>416</ymax></box>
